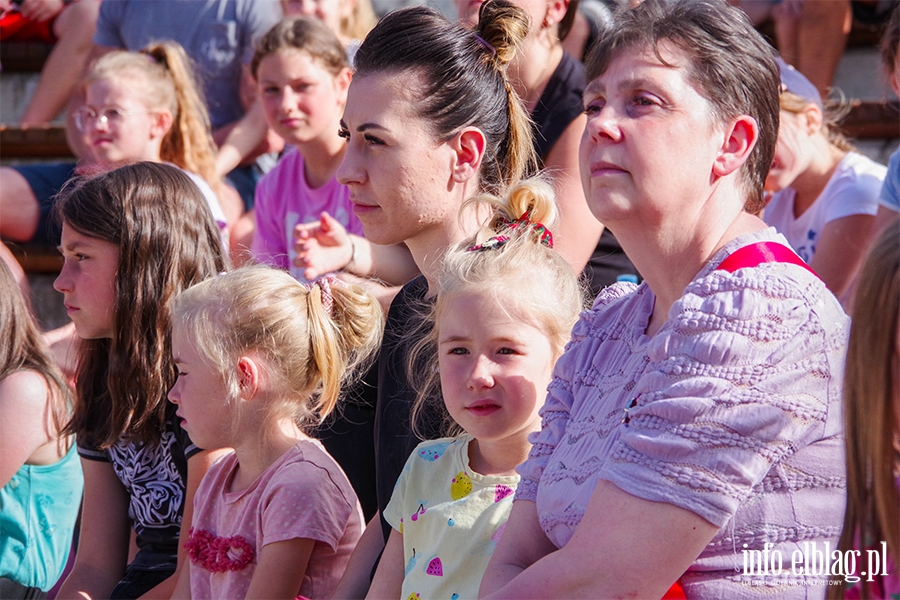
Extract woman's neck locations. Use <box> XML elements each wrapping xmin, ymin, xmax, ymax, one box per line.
<box><xmin>296</xmin><ymin>128</ymin><xmax>347</xmax><ymax>190</ymax></box>
<box><xmin>790</xmin><ymin>143</ymin><xmax>847</xmax><ymax>218</ymax></box>
<box><xmin>230</xmin><ymin>417</ymin><xmax>308</xmax><ymax>493</ymax></box>
<box><xmin>406</xmin><ymin>184</ymin><xmax>485</xmax><ymax>294</ymax></box>
<box><xmin>614</xmin><ymin>198</ymin><xmax>767</xmax><ymax>337</ymax></box>
<box><xmin>508</xmin><ymin>33</ymin><xmax>563</xmax><ymax>113</ymax></box>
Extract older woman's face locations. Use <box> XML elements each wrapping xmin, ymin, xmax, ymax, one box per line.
<box><xmin>337</xmin><ymin>71</ymin><xmax>465</xmax><ymax>247</ymax></box>
<box><xmin>579</xmin><ymin>43</ymin><xmax>724</xmax><ymax>227</ymax></box>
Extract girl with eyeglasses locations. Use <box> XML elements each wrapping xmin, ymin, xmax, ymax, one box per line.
<box><xmin>0</xmin><ymin>41</ymin><xmax>238</xmax><ymax>250</ymax></box>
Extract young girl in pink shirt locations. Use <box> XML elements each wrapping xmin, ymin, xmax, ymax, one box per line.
<box><xmin>249</xmin><ymin>17</ymin><xmax>363</xmax><ymax>280</ymax></box>
<box><xmin>168</xmin><ymin>267</ymin><xmax>382</xmax><ymax>599</ymax></box>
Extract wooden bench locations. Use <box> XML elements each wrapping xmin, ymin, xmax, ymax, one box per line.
<box><xmin>6</xmin><ymin>242</ymin><xmax>63</xmax><ymax>274</ymax></box>
<box><xmin>0</xmin><ymin>124</ymin><xmax>73</xmax><ymax>159</ymax></box>
<box><xmin>0</xmin><ymin>41</ymin><xmax>53</xmax><ymax>73</ymax></box>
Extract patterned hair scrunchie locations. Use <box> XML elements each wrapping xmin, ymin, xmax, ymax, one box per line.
<box><xmin>313</xmin><ymin>276</ymin><xmax>336</xmax><ymax>317</ymax></box>
<box><xmin>467</xmin><ymin>210</ymin><xmax>554</xmax><ymax>252</ymax></box>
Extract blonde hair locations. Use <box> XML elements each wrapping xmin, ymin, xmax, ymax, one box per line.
<box><xmin>408</xmin><ymin>177</ymin><xmax>585</xmax><ymax>437</ymax></box>
<box><xmin>88</xmin><ymin>42</ymin><xmax>221</xmax><ymax>191</ymax></box>
<box><xmin>343</xmin><ymin>0</ymin><xmax>376</xmax><ymax>42</ymax></box>
<box><xmin>172</xmin><ymin>266</ymin><xmax>383</xmax><ymax>433</ymax></box>
<box><xmin>780</xmin><ymin>90</ymin><xmax>855</xmax><ymax>153</ymax></box>
<box><xmin>832</xmin><ymin>218</ymin><xmax>900</xmax><ymax>598</ymax></box>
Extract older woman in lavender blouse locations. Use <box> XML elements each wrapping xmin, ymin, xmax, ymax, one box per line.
<box><xmin>480</xmin><ymin>1</ymin><xmax>849</xmax><ymax>598</ymax></box>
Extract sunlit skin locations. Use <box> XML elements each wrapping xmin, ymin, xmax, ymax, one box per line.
<box><xmin>81</xmin><ymin>76</ymin><xmax>166</xmax><ymax>165</ymax></box>
<box><xmin>337</xmin><ymin>72</ymin><xmax>473</xmax><ymax>252</ymax></box>
<box><xmin>281</xmin><ymin>0</ymin><xmax>351</xmax><ymax>43</ymax></box>
<box><xmin>257</xmin><ymin>49</ymin><xmax>350</xmax><ymax>150</ymax></box>
<box><xmin>53</xmin><ymin>223</ymin><xmax>119</xmax><ymax>340</ymax></box>
<box><xmin>579</xmin><ymin>44</ymin><xmax>725</xmax><ymax>232</ymax></box>
<box><xmin>168</xmin><ymin>324</ymin><xmax>236</xmax><ymax>452</ymax></box>
<box><xmin>437</xmin><ymin>291</ymin><xmax>555</xmax><ymax>475</ymax></box>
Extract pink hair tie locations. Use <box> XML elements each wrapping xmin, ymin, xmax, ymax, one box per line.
<box><xmin>314</xmin><ymin>276</ymin><xmax>336</xmax><ymax>317</ymax></box>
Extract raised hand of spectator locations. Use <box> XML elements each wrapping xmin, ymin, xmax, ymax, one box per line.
<box><xmin>19</xmin><ymin>0</ymin><xmax>64</xmax><ymax>23</ymax></box>
<box><xmin>293</xmin><ymin>212</ymin><xmax>354</xmax><ymax>280</ymax></box>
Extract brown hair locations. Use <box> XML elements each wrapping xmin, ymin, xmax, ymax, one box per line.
<box><xmin>353</xmin><ymin>0</ymin><xmax>537</xmax><ymax>196</ymax></box>
<box><xmin>832</xmin><ymin>218</ymin><xmax>900</xmax><ymax>598</ymax></box>
<box><xmin>58</xmin><ymin>162</ymin><xmax>229</xmax><ymax>448</ymax></box>
<box><xmin>172</xmin><ymin>266</ymin><xmax>382</xmax><ymax>434</ymax></box>
<box><xmin>584</xmin><ymin>0</ymin><xmax>780</xmax><ymax>213</ymax></box>
<box><xmin>251</xmin><ymin>16</ymin><xmax>349</xmax><ymax>80</ymax></box>
<box><xmin>408</xmin><ymin>177</ymin><xmax>585</xmax><ymax>437</ymax></box>
<box><xmin>88</xmin><ymin>42</ymin><xmax>221</xmax><ymax>192</ymax></box>
<box><xmin>0</xmin><ymin>260</ymin><xmax>73</xmax><ymax>444</ymax></box>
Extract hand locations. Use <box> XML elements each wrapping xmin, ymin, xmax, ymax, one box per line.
<box><xmin>19</xmin><ymin>0</ymin><xmax>64</xmax><ymax>22</ymax></box>
<box><xmin>293</xmin><ymin>212</ymin><xmax>353</xmax><ymax>280</ymax></box>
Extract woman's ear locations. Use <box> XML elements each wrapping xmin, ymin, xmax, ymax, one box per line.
<box><xmin>150</xmin><ymin>109</ymin><xmax>174</xmax><ymax>140</ymax></box>
<box><xmin>712</xmin><ymin>114</ymin><xmax>758</xmax><ymax>179</ymax></box>
<box><xmin>544</xmin><ymin>0</ymin><xmax>568</xmax><ymax>29</ymax></box>
<box><xmin>236</xmin><ymin>355</ymin><xmax>261</xmax><ymax>400</ymax></box>
<box><xmin>334</xmin><ymin>67</ymin><xmax>353</xmax><ymax>105</ymax></box>
<box><xmin>450</xmin><ymin>127</ymin><xmax>486</xmax><ymax>184</ymax></box>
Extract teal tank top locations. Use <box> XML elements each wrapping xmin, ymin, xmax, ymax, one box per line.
<box><xmin>0</xmin><ymin>443</ymin><xmax>83</xmax><ymax>591</ymax></box>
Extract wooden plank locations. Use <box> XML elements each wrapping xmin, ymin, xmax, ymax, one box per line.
<box><xmin>841</xmin><ymin>100</ymin><xmax>900</xmax><ymax>140</ymax></box>
<box><xmin>0</xmin><ymin>124</ymin><xmax>74</xmax><ymax>159</ymax></box>
<box><xmin>6</xmin><ymin>243</ymin><xmax>63</xmax><ymax>274</ymax></box>
<box><xmin>0</xmin><ymin>42</ymin><xmax>53</xmax><ymax>72</ymax></box>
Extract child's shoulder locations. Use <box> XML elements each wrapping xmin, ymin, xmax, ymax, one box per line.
<box><xmin>411</xmin><ymin>435</ymin><xmax>466</xmax><ymax>464</ymax></box>
<box><xmin>266</xmin><ymin>440</ymin><xmax>356</xmax><ymax>497</ymax></box>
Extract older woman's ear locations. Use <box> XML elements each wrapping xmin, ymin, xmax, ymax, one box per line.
<box><xmin>712</xmin><ymin>114</ymin><xmax>759</xmax><ymax>180</ymax></box>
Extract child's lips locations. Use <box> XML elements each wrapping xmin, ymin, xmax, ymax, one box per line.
<box><xmin>467</xmin><ymin>401</ymin><xmax>500</xmax><ymax>416</ymax></box>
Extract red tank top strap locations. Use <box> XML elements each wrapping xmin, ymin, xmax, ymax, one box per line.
<box><xmin>716</xmin><ymin>241</ymin><xmax>819</xmax><ymax>279</ymax></box>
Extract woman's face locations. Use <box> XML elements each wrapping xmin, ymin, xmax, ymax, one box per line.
<box><xmin>282</xmin><ymin>0</ymin><xmax>350</xmax><ymax>39</ymax></box>
<box><xmin>53</xmin><ymin>223</ymin><xmax>119</xmax><ymax>340</ymax></box>
<box><xmin>80</xmin><ymin>77</ymin><xmax>166</xmax><ymax>165</ymax></box>
<box><xmin>765</xmin><ymin>109</ymin><xmax>815</xmax><ymax>193</ymax></box>
<box><xmin>336</xmin><ymin>71</ymin><xmax>465</xmax><ymax>247</ymax></box>
<box><xmin>579</xmin><ymin>42</ymin><xmax>725</xmax><ymax>227</ymax></box>
<box><xmin>257</xmin><ymin>50</ymin><xmax>349</xmax><ymax>146</ymax></box>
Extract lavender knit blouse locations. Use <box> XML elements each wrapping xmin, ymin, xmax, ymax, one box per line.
<box><xmin>516</xmin><ymin>229</ymin><xmax>849</xmax><ymax>597</ymax></box>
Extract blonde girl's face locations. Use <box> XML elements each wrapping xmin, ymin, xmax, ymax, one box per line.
<box><xmin>765</xmin><ymin>108</ymin><xmax>817</xmax><ymax>193</ymax></box>
<box><xmin>257</xmin><ymin>49</ymin><xmax>350</xmax><ymax>147</ymax></box>
<box><xmin>168</xmin><ymin>322</ymin><xmax>234</xmax><ymax>450</ymax></box>
<box><xmin>82</xmin><ymin>77</ymin><xmax>167</xmax><ymax>165</ymax></box>
<box><xmin>437</xmin><ymin>291</ymin><xmax>556</xmax><ymax>446</ymax></box>
<box><xmin>281</xmin><ymin>0</ymin><xmax>351</xmax><ymax>40</ymax></box>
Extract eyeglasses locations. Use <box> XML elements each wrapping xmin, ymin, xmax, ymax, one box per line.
<box><xmin>73</xmin><ymin>105</ymin><xmax>152</xmax><ymax>132</ymax></box>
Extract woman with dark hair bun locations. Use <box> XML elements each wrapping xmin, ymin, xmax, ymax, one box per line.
<box><xmin>325</xmin><ymin>2</ymin><xmax>540</xmax><ymax>596</ymax></box>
